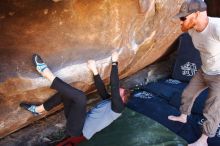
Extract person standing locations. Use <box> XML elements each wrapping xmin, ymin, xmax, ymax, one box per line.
<box><xmin>168</xmin><ymin>0</ymin><xmax>220</xmax><ymax>146</ymax></box>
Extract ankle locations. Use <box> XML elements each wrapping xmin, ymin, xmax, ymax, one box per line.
<box><xmin>200</xmin><ymin>134</ymin><xmax>208</xmax><ymax>142</ymax></box>
<box><xmin>43</xmin><ymin>68</ymin><xmax>56</xmax><ymax>82</ymax></box>
<box><xmin>181</xmin><ymin>114</ymin><xmax>187</xmax><ymax>118</ymax></box>
<box><xmin>48</xmin><ymin>75</ymin><xmax>56</xmax><ymax>83</ymax></box>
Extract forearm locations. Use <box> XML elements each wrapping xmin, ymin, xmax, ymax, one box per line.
<box><xmin>94</xmin><ymin>74</ymin><xmax>110</xmax><ymax>100</ymax></box>
<box><xmin>110</xmin><ymin>62</ymin><xmax>119</xmax><ymax>90</ymax></box>
<box><xmin>110</xmin><ymin>62</ymin><xmax>124</xmax><ymax>113</ymax></box>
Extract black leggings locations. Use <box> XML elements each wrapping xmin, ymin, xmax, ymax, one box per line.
<box><xmin>43</xmin><ymin>64</ymin><xmax>124</xmax><ymax>136</ymax></box>
<box><xmin>44</xmin><ymin>77</ymin><xmax>87</xmax><ymax>136</ymax></box>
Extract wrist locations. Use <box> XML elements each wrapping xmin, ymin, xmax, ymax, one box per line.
<box><xmin>112</xmin><ymin>62</ymin><xmax>118</xmax><ymax>65</ymax></box>
<box><xmin>92</xmin><ymin>70</ymin><xmax>99</xmax><ymax>75</ymax></box>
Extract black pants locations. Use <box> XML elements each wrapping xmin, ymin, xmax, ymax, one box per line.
<box><xmin>44</xmin><ymin>77</ymin><xmax>87</xmax><ymax>136</ymax></box>
<box><xmin>43</xmin><ymin>64</ymin><xmax>124</xmax><ymax>136</ymax></box>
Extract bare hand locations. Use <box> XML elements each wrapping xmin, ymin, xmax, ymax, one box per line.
<box><xmin>111</xmin><ymin>51</ymin><xmax>119</xmax><ymax>62</ymax></box>
<box><xmin>87</xmin><ymin>60</ymin><xmax>98</xmax><ymax>75</ymax></box>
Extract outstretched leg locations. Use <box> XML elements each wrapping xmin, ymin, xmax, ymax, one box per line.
<box><xmin>188</xmin><ymin>74</ymin><xmax>220</xmax><ymax>146</ymax></box>
<box><xmin>168</xmin><ymin>69</ymin><xmax>207</xmax><ymax>123</ymax></box>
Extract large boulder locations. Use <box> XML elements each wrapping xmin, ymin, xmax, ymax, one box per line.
<box><xmin>0</xmin><ymin>0</ymin><xmax>183</xmax><ymax>138</ymax></box>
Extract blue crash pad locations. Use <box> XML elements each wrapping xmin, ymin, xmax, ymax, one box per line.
<box><xmin>127</xmin><ymin>78</ymin><xmax>220</xmax><ymax>146</ymax></box>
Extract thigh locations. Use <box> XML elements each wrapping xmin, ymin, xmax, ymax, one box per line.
<box><xmin>62</xmin><ymin>93</ymin><xmax>87</xmax><ymax>119</ymax></box>
<box><xmin>66</xmin><ymin>101</ymin><xmax>86</xmax><ymax>136</ymax></box>
<box><xmin>182</xmin><ymin>69</ymin><xmax>207</xmax><ymax>97</ymax></box>
<box><xmin>62</xmin><ymin>97</ymin><xmax>74</xmax><ymax>119</ymax></box>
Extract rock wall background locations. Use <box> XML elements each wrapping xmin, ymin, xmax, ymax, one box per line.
<box><xmin>0</xmin><ymin>0</ymin><xmax>184</xmax><ymax>138</ymax></box>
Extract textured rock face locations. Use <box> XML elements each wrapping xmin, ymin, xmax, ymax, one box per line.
<box><xmin>0</xmin><ymin>0</ymin><xmax>183</xmax><ymax>138</ymax></box>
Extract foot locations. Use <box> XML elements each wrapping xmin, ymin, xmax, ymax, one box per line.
<box><xmin>188</xmin><ymin>134</ymin><xmax>208</xmax><ymax>146</ymax></box>
<box><xmin>32</xmin><ymin>54</ymin><xmax>55</xmax><ymax>82</ymax></box>
<box><xmin>32</xmin><ymin>54</ymin><xmax>48</xmax><ymax>74</ymax></box>
<box><xmin>20</xmin><ymin>102</ymin><xmax>40</xmax><ymax>116</ymax></box>
<box><xmin>168</xmin><ymin>114</ymin><xmax>187</xmax><ymax>123</ymax></box>
<box><xmin>87</xmin><ymin>60</ymin><xmax>98</xmax><ymax>75</ymax></box>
